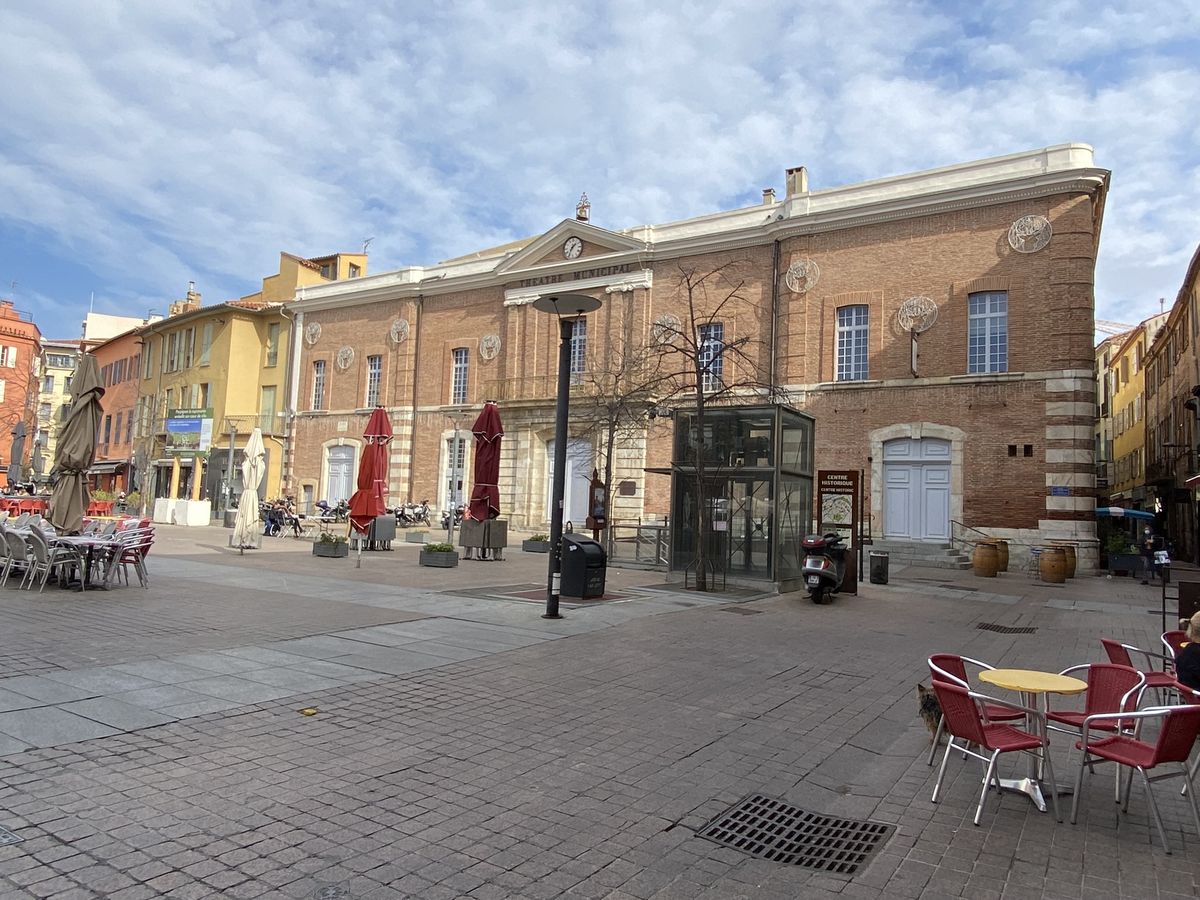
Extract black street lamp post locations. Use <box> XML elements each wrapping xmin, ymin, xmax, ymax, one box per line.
<box><xmin>532</xmin><ymin>292</ymin><xmax>601</xmax><ymax>619</ymax></box>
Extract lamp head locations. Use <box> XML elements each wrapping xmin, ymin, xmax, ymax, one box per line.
<box><xmin>531</xmin><ymin>292</ymin><xmax>601</xmax><ymax>317</ymax></box>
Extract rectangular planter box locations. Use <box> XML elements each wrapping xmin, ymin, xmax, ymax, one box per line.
<box><xmin>406</xmin><ymin>531</ymin><xmax>428</xmax><ymax>544</ymax></box>
<box><xmin>522</xmin><ymin>540</ymin><xmax>550</xmax><ymax>553</ymax></box>
<box><xmin>1107</xmin><ymin>553</ymin><xmax>1142</xmax><ymax>577</ymax></box>
<box><xmin>313</xmin><ymin>542</ymin><xmax>349</xmax><ymax>558</ymax></box>
<box><xmin>419</xmin><ymin>550</ymin><xmax>459</xmax><ymax>568</ymax></box>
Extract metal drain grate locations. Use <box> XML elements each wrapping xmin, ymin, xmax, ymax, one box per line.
<box><xmin>977</xmin><ymin>622</ymin><xmax>1037</xmax><ymax>634</ymax></box>
<box><xmin>0</xmin><ymin>825</ymin><xmax>23</xmax><ymax>847</ymax></box>
<box><xmin>698</xmin><ymin>795</ymin><xmax>893</xmax><ymax>875</ymax></box>
<box><xmin>721</xmin><ymin>607</ymin><xmax>763</xmax><ymax>615</ymax></box>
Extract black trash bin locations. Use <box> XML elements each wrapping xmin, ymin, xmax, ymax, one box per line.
<box><xmin>561</xmin><ymin>534</ymin><xmax>607</xmax><ymax>599</ymax></box>
<box><xmin>869</xmin><ymin>551</ymin><xmax>889</xmax><ymax>585</ymax></box>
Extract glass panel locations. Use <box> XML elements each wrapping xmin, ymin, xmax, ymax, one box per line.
<box><xmin>776</xmin><ymin>476</ymin><xmax>812</xmax><ymax>583</ymax></box>
<box><xmin>727</xmin><ymin>477</ymin><xmax>773</xmax><ymax>577</ymax></box>
<box><xmin>779</xmin><ymin>410</ymin><xmax>814</xmax><ymax>475</ymax></box>
<box><xmin>673</xmin><ymin>407</ymin><xmax>776</xmax><ymax>469</ymax></box>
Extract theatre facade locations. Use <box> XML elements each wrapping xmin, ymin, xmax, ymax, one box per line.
<box><xmin>285</xmin><ymin>143</ymin><xmax>1108</xmax><ymax>571</ymax></box>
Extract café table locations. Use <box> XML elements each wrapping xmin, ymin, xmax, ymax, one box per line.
<box><xmin>49</xmin><ymin>534</ymin><xmax>119</xmax><ymax>591</ymax></box>
<box><xmin>977</xmin><ymin>667</ymin><xmax>1087</xmax><ymax>812</ymax></box>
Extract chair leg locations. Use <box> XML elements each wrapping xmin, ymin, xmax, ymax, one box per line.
<box><xmin>1122</xmin><ymin>765</ymin><xmax>1136</xmax><ymax>812</ymax></box>
<box><xmin>1181</xmin><ymin>762</ymin><xmax>1200</xmax><ymax>839</ymax></box>
<box><xmin>927</xmin><ymin>717</ymin><xmax>944</xmax><ymax>766</ymax></box>
<box><xmin>1071</xmin><ymin>750</ymin><xmax>1088</xmax><ymax>824</ymax></box>
<box><xmin>1042</xmin><ymin>743</ymin><xmax>1062</xmax><ymax>822</ymax></box>
<box><xmin>975</xmin><ymin>752</ymin><xmax>999</xmax><ymax>826</ymax></box>
<box><xmin>932</xmin><ymin>737</ymin><xmax>956</xmax><ymax>803</ymax></box>
<box><xmin>1140</xmin><ymin>768</ymin><xmax>1172</xmax><ymax>854</ymax></box>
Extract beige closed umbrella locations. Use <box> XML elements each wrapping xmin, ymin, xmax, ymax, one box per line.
<box><xmin>48</xmin><ymin>354</ymin><xmax>105</xmax><ymax>534</ymax></box>
<box><xmin>231</xmin><ymin>428</ymin><xmax>265</xmax><ymax>552</ymax></box>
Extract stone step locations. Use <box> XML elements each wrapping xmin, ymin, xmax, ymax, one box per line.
<box><xmin>863</xmin><ymin>540</ymin><xmax>972</xmax><ymax>570</ymax></box>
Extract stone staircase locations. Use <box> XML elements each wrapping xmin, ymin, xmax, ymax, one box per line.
<box><xmin>863</xmin><ymin>539</ymin><xmax>972</xmax><ymax>570</ymax></box>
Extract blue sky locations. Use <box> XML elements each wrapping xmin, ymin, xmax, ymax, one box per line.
<box><xmin>2</xmin><ymin>0</ymin><xmax>1197</xmax><ymax>338</ymax></box>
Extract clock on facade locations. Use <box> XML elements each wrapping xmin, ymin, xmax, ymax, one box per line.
<box><xmin>562</xmin><ymin>237</ymin><xmax>583</xmax><ymax>259</ymax></box>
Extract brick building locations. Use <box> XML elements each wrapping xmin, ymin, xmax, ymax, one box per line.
<box><xmin>0</xmin><ymin>300</ymin><xmax>41</xmax><ymax>480</ymax></box>
<box><xmin>287</xmin><ymin>144</ymin><xmax>1109</xmax><ymax>572</ymax></box>
<box><xmin>91</xmin><ymin>327</ymin><xmax>144</xmax><ymax>494</ymax></box>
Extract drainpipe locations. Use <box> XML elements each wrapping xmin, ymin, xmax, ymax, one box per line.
<box><xmin>280</xmin><ymin>304</ymin><xmax>301</xmax><ymax>494</ymax></box>
<box><xmin>769</xmin><ymin>239</ymin><xmax>780</xmax><ymax>393</ymax></box>
<box><xmin>409</xmin><ymin>295</ymin><xmax>423</xmax><ymax>502</ymax></box>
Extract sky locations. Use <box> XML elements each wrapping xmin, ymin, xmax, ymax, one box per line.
<box><xmin>1</xmin><ymin>0</ymin><xmax>1198</xmax><ymax>339</ymax></box>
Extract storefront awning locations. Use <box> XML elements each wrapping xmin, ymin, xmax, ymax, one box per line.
<box><xmin>88</xmin><ymin>461</ymin><xmax>127</xmax><ymax>474</ymax></box>
<box><xmin>1095</xmin><ymin>506</ymin><xmax>1156</xmax><ymax>520</ymax></box>
<box><xmin>1185</xmin><ymin>473</ymin><xmax>1200</xmax><ymax>489</ymax></box>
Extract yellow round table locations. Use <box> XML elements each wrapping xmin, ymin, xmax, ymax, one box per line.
<box><xmin>977</xmin><ymin>668</ymin><xmax>1087</xmax><ymax>811</ymax></box>
<box><xmin>978</xmin><ymin>668</ymin><xmax>1087</xmax><ymax>696</ymax></box>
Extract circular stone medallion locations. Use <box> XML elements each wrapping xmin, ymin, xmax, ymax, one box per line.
<box><xmin>784</xmin><ymin>258</ymin><xmax>820</xmax><ymax>293</ymax></box>
<box><xmin>304</xmin><ymin>321</ymin><xmax>322</xmax><ymax>345</ymax></box>
<box><xmin>1008</xmin><ymin>215</ymin><xmax>1052</xmax><ymax>253</ymax></box>
<box><xmin>336</xmin><ymin>346</ymin><xmax>355</xmax><ymax>370</ymax></box>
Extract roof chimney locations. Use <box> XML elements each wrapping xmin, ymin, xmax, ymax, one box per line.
<box><xmin>785</xmin><ymin>166</ymin><xmax>809</xmax><ymax>197</ymax></box>
<box><xmin>762</xmin><ymin>188</ymin><xmax>776</xmax><ymax>205</ymax></box>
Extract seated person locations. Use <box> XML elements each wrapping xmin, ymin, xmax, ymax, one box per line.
<box><xmin>1175</xmin><ymin>612</ymin><xmax>1200</xmax><ymax>693</ymax></box>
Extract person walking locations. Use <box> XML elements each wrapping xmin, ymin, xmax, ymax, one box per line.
<box><xmin>1141</xmin><ymin>525</ymin><xmax>1162</xmax><ymax>584</ymax></box>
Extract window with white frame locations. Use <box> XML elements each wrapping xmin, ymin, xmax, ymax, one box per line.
<box><xmin>968</xmin><ymin>291</ymin><xmax>1008</xmax><ymax>373</ymax></box>
<box><xmin>570</xmin><ymin>318</ymin><xmax>587</xmax><ymax>379</ymax></box>
<box><xmin>199</xmin><ymin>323</ymin><xmax>213</xmax><ymax>366</ymax></box>
<box><xmin>698</xmin><ymin>322</ymin><xmax>724</xmax><ymax>392</ymax></box>
<box><xmin>836</xmin><ymin>305</ymin><xmax>869</xmax><ymax>381</ymax></box>
<box><xmin>451</xmin><ymin>348</ymin><xmax>469</xmax><ymax>404</ymax></box>
<box><xmin>266</xmin><ymin>323</ymin><xmax>280</xmax><ymax>368</ymax></box>
<box><xmin>366</xmin><ymin>354</ymin><xmax>382</xmax><ymax>407</ymax></box>
<box><xmin>0</xmin><ymin>346</ymin><xmax>16</xmax><ymax>367</ymax></box>
<box><xmin>312</xmin><ymin>360</ymin><xmax>326</xmax><ymax>410</ymax></box>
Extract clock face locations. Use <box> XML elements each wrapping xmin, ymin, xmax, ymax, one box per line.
<box><xmin>563</xmin><ymin>237</ymin><xmax>583</xmax><ymax>259</ymax></box>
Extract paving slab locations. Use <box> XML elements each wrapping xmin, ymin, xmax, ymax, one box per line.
<box><xmin>58</xmin><ymin>698</ymin><xmax>179</xmax><ymax>730</ymax></box>
<box><xmin>41</xmin><ymin>667</ymin><xmax>163</xmax><ymax>695</ymax></box>
<box><xmin>0</xmin><ymin>675</ymin><xmax>96</xmax><ymax>704</ymax></box>
<box><xmin>0</xmin><ymin>706</ymin><xmax>119</xmax><ymax>745</ymax></box>
<box><xmin>111</xmin><ymin>684</ymin><xmax>223</xmax><ymax>710</ymax></box>
<box><xmin>177</xmin><ymin>676</ymin><xmax>296</xmax><ymax>705</ymax></box>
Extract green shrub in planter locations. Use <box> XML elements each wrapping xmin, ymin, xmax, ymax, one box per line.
<box><xmin>313</xmin><ymin>532</ymin><xmax>350</xmax><ymax>558</ymax></box>
<box><xmin>522</xmin><ymin>534</ymin><xmax>551</xmax><ymax>553</ymax></box>
<box><xmin>420</xmin><ymin>542</ymin><xmax>459</xmax><ymax>568</ymax></box>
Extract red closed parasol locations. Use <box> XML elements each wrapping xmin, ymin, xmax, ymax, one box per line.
<box><xmin>467</xmin><ymin>401</ymin><xmax>504</xmax><ymax>521</ymax></box>
<box><xmin>349</xmin><ymin>407</ymin><xmax>393</xmax><ymax>536</ymax></box>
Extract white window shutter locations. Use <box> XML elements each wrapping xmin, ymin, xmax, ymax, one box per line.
<box><xmin>6</xmin><ymin>346</ymin><xmax>15</xmax><ymax>367</ymax></box>
<box><xmin>0</xmin><ymin>379</ymin><xmax>6</xmax><ymax>401</ymax></box>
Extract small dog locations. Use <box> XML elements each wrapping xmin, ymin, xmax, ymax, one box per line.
<box><xmin>917</xmin><ymin>683</ymin><xmax>942</xmax><ymax>743</ymax></box>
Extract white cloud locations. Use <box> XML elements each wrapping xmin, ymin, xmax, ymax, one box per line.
<box><xmin>0</xmin><ymin>0</ymin><xmax>1196</xmax><ymax>331</ymax></box>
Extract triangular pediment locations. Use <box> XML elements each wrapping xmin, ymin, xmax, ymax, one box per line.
<box><xmin>496</xmin><ymin>220</ymin><xmax>644</xmax><ymax>274</ymax></box>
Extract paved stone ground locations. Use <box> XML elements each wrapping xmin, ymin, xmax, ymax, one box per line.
<box><xmin>0</xmin><ymin>526</ymin><xmax>1198</xmax><ymax>898</ymax></box>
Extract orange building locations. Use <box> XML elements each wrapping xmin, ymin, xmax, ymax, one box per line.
<box><xmin>91</xmin><ymin>327</ymin><xmax>143</xmax><ymax>493</ymax></box>
<box><xmin>0</xmin><ymin>299</ymin><xmax>42</xmax><ymax>478</ymax></box>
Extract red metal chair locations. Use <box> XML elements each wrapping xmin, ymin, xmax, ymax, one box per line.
<box><xmin>1070</xmin><ymin>704</ymin><xmax>1200</xmax><ymax>853</ymax></box>
<box><xmin>1100</xmin><ymin>638</ymin><xmax>1176</xmax><ymax>703</ymax></box>
<box><xmin>931</xmin><ymin>680</ymin><xmax>1059</xmax><ymax>825</ymax></box>
<box><xmin>927</xmin><ymin>653</ymin><xmax>1024</xmax><ymax>766</ymax></box>
<box><xmin>1163</xmin><ymin>630</ymin><xmax>1189</xmax><ymax>663</ymax></box>
<box><xmin>1046</xmin><ymin>664</ymin><xmax>1144</xmax><ymax>736</ymax></box>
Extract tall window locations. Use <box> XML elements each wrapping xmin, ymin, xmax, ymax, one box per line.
<box><xmin>125</xmin><ymin>411</ymin><xmax>134</xmax><ymax>444</ymax></box>
<box><xmin>164</xmin><ymin>333</ymin><xmax>177</xmax><ymax>372</ymax></box>
<box><xmin>102</xmin><ymin>415</ymin><xmax>112</xmax><ymax>448</ymax></box>
<box><xmin>114</xmin><ymin>412</ymin><xmax>123</xmax><ymax>446</ymax></box>
<box><xmin>260</xmin><ymin>385</ymin><xmax>277</xmax><ymax>433</ymax></box>
<box><xmin>183</xmin><ymin>327</ymin><xmax>194</xmax><ymax>368</ymax></box>
<box><xmin>447</xmin><ymin>436</ymin><xmax>467</xmax><ymax>507</ymax></box>
<box><xmin>366</xmin><ymin>354</ymin><xmax>382</xmax><ymax>407</ymax></box>
<box><xmin>967</xmin><ymin>291</ymin><xmax>1008</xmax><ymax>374</ymax></box>
<box><xmin>266</xmin><ymin>323</ymin><xmax>280</xmax><ymax>367</ymax></box>
<box><xmin>43</xmin><ymin>375</ymin><xmax>54</xmax><ymax>393</ymax></box>
<box><xmin>199</xmin><ymin>323</ymin><xmax>213</xmax><ymax>366</ymax></box>
<box><xmin>570</xmin><ymin>318</ymin><xmax>587</xmax><ymax>378</ymax></box>
<box><xmin>836</xmin><ymin>305</ymin><xmax>869</xmax><ymax>381</ymax></box>
<box><xmin>0</xmin><ymin>346</ymin><xmax>15</xmax><ymax>367</ymax></box>
<box><xmin>698</xmin><ymin>322</ymin><xmax>725</xmax><ymax>392</ymax></box>
<box><xmin>143</xmin><ymin>341</ymin><xmax>155</xmax><ymax>378</ymax></box>
<box><xmin>451</xmin><ymin>348</ymin><xmax>469</xmax><ymax>404</ymax></box>
<box><xmin>312</xmin><ymin>360</ymin><xmax>326</xmax><ymax>410</ymax></box>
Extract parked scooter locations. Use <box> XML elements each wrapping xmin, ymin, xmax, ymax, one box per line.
<box><xmin>440</xmin><ymin>504</ymin><xmax>465</xmax><ymax>530</ymax></box>
<box><xmin>394</xmin><ymin>499</ymin><xmax>432</xmax><ymax>527</ymax></box>
<box><xmin>801</xmin><ymin>532</ymin><xmax>847</xmax><ymax>604</ymax></box>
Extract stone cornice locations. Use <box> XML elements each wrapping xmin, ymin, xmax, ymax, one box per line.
<box><xmin>503</xmin><ymin>269</ymin><xmax>652</xmax><ymax>306</ymax></box>
<box><xmin>292</xmin><ymin>144</ymin><xmax>1108</xmax><ymax>315</ymax></box>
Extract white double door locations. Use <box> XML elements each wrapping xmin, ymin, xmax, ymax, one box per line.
<box><xmin>883</xmin><ymin>437</ymin><xmax>950</xmax><ymax>542</ymax></box>
<box><xmin>546</xmin><ymin>438</ymin><xmax>592</xmax><ymax>528</ymax></box>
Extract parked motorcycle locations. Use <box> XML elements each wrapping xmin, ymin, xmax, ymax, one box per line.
<box><xmin>440</xmin><ymin>503</ymin><xmax>465</xmax><ymax>530</ymax></box>
<box><xmin>394</xmin><ymin>499</ymin><xmax>432</xmax><ymax>527</ymax></box>
<box><xmin>315</xmin><ymin>499</ymin><xmax>349</xmax><ymax>523</ymax></box>
<box><xmin>801</xmin><ymin>532</ymin><xmax>847</xmax><ymax>604</ymax></box>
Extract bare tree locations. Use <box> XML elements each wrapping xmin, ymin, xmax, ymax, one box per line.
<box><xmin>568</xmin><ymin>301</ymin><xmax>674</xmax><ymax>540</ymax></box>
<box><xmin>652</xmin><ymin>259</ymin><xmax>777</xmax><ymax>591</ymax></box>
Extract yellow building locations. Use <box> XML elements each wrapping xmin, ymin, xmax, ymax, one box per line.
<box><xmin>134</xmin><ymin>252</ymin><xmax>366</xmax><ymax>522</ymax></box>
<box><xmin>34</xmin><ymin>339</ymin><xmax>80</xmax><ymax>476</ymax></box>
<box><xmin>1109</xmin><ymin>314</ymin><xmax>1168</xmax><ymax>506</ymax></box>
